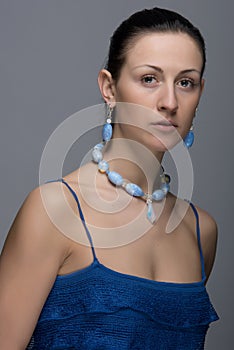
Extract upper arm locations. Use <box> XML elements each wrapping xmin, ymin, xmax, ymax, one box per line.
<box><xmin>196</xmin><ymin>207</ymin><xmax>218</xmax><ymax>284</ymax></box>
<box><xmin>0</xmin><ymin>184</ymin><xmax>70</xmax><ymax>349</ymax></box>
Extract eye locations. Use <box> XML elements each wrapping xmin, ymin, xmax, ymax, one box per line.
<box><xmin>141</xmin><ymin>75</ymin><xmax>158</xmax><ymax>86</ymax></box>
<box><xmin>177</xmin><ymin>79</ymin><xmax>195</xmax><ymax>89</ymax></box>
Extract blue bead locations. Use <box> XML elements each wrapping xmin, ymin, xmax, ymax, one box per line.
<box><xmin>125</xmin><ymin>183</ymin><xmax>144</xmax><ymax>197</ymax></box>
<box><xmin>152</xmin><ymin>189</ymin><xmax>165</xmax><ymax>201</ymax></box>
<box><xmin>94</xmin><ymin>143</ymin><xmax>104</xmax><ymax>150</ymax></box>
<box><xmin>108</xmin><ymin>171</ymin><xmax>123</xmax><ymax>186</ymax></box>
<box><xmin>184</xmin><ymin>130</ymin><xmax>194</xmax><ymax>148</ymax></box>
<box><xmin>161</xmin><ymin>183</ymin><xmax>170</xmax><ymax>194</ymax></box>
<box><xmin>92</xmin><ymin>148</ymin><xmax>103</xmax><ymax>163</ymax></box>
<box><xmin>102</xmin><ymin>123</ymin><xmax>112</xmax><ymax>142</ymax></box>
<box><xmin>98</xmin><ymin>160</ymin><xmax>109</xmax><ymax>172</ymax></box>
<box><xmin>147</xmin><ymin>202</ymin><xmax>156</xmax><ymax>224</ymax></box>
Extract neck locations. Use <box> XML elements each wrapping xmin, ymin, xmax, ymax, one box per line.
<box><xmin>103</xmin><ymin>137</ymin><xmax>164</xmax><ymax>194</ymax></box>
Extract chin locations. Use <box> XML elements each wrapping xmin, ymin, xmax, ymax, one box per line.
<box><xmin>142</xmin><ymin>133</ymin><xmax>181</xmax><ymax>154</ymax></box>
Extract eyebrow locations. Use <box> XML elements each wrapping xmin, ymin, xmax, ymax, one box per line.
<box><xmin>132</xmin><ymin>65</ymin><xmax>201</xmax><ymax>75</ymax></box>
<box><xmin>132</xmin><ymin>65</ymin><xmax>163</xmax><ymax>73</ymax></box>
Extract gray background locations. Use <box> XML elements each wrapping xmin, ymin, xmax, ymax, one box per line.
<box><xmin>0</xmin><ymin>0</ymin><xmax>233</xmax><ymax>348</ymax></box>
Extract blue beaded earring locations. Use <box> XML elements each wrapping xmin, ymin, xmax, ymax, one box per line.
<box><xmin>102</xmin><ymin>103</ymin><xmax>113</xmax><ymax>142</ymax></box>
<box><xmin>91</xmin><ymin>103</ymin><xmax>113</xmax><ymax>164</ymax></box>
<box><xmin>184</xmin><ymin>107</ymin><xmax>198</xmax><ymax>148</ymax></box>
<box><xmin>184</xmin><ymin>124</ymin><xmax>194</xmax><ymax>148</ymax></box>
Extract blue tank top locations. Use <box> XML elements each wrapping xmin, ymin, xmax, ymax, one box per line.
<box><xmin>27</xmin><ymin>178</ymin><xmax>219</xmax><ymax>349</ymax></box>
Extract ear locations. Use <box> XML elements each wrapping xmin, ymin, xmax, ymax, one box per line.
<box><xmin>98</xmin><ymin>69</ymin><xmax>116</xmax><ymax>105</ymax></box>
<box><xmin>199</xmin><ymin>78</ymin><xmax>205</xmax><ymax>97</ymax></box>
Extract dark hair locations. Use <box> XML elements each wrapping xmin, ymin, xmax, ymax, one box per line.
<box><xmin>106</xmin><ymin>7</ymin><xmax>206</xmax><ymax>81</ymax></box>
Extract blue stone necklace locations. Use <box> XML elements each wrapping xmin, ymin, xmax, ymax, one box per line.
<box><xmin>91</xmin><ymin>108</ymin><xmax>171</xmax><ymax>224</ymax></box>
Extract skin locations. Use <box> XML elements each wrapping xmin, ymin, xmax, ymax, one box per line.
<box><xmin>0</xmin><ymin>32</ymin><xmax>217</xmax><ymax>349</ymax></box>
<box><xmin>99</xmin><ymin>33</ymin><xmax>204</xmax><ymax>155</ymax></box>
<box><xmin>98</xmin><ymin>33</ymin><xmax>205</xmax><ymax>192</ymax></box>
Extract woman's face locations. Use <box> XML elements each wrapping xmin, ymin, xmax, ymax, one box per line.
<box><xmin>100</xmin><ymin>32</ymin><xmax>204</xmax><ymax>151</ymax></box>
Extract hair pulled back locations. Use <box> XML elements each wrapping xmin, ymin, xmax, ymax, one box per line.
<box><xmin>106</xmin><ymin>7</ymin><xmax>206</xmax><ymax>81</ymax></box>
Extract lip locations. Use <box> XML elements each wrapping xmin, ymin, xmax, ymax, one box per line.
<box><xmin>150</xmin><ymin>120</ymin><xmax>178</xmax><ymax>131</ymax></box>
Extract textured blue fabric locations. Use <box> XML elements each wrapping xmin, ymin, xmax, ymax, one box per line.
<box><xmin>27</xmin><ymin>179</ymin><xmax>219</xmax><ymax>349</ymax></box>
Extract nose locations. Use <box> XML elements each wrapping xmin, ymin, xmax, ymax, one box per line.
<box><xmin>157</xmin><ymin>83</ymin><xmax>178</xmax><ymax>115</ymax></box>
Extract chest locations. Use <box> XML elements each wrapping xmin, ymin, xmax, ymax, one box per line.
<box><xmin>59</xmin><ymin>215</ymin><xmax>202</xmax><ymax>283</ymax></box>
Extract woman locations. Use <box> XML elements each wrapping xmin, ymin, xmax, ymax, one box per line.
<box><xmin>0</xmin><ymin>7</ymin><xmax>219</xmax><ymax>349</ymax></box>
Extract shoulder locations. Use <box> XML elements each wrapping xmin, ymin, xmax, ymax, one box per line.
<box><xmin>195</xmin><ymin>205</ymin><xmax>217</xmax><ymax>235</ymax></box>
<box><xmin>0</xmin><ymin>180</ymin><xmax>78</xmax><ymax>348</ymax></box>
<box><xmin>194</xmin><ymin>204</ymin><xmax>218</xmax><ymax>251</ymax></box>
<box><xmin>168</xmin><ymin>196</ymin><xmax>218</xmax><ymax>282</ymax></box>
<box><xmin>1</xmin><ymin>180</ymin><xmax>80</xmax><ymax>266</ymax></box>
<box><xmin>172</xmin><ymin>197</ymin><xmax>218</xmax><ymax>247</ymax></box>
<box><xmin>192</xmin><ymin>204</ymin><xmax>218</xmax><ymax>282</ymax></box>
<box><xmin>13</xmin><ymin>180</ymin><xmax>74</xmax><ymax>235</ymax></box>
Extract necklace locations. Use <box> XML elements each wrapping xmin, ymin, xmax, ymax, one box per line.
<box><xmin>91</xmin><ymin>142</ymin><xmax>170</xmax><ymax>224</ymax></box>
<box><xmin>91</xmin><ymin>106</ymin><xmax>170</xmax><ymax>224</ymax></box>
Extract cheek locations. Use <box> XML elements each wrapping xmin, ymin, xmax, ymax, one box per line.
<box><xmin>115</xmin><ymin>85</ymin><xmax>138</xmax><ymax>103</ymax></box>
<box><xmin>179</xmin><ymin>111</ymin><xmax>196</xmax><ymax>139</ymax></box>
<box><xmin>176</xmin><ymin>96</ymin><xmax>199</xmax><ymax>138</ymax></box>
<box><xmin>115</xmin><ymin>102</ymin><xmax>149</xmax><ymax>127</ymax></box>
<box><xmin>180</xmin><ymin>94</ymin><xmax>199</xmax><ymax>117</ymax></box>
<box><xmin>115</xmin><ymin>78</ymin><xmax>148</xmax><ymax>104</ymax></box>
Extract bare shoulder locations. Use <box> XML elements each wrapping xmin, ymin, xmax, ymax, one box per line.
<box><xmin>195</xmin><ymin>205</ymin><xmax>218</xmax><ymax>238</ymax></box>
<box><xmin>193</xmin><ymin>204</ymin><xmax>218</xmax><ymax>282</ymax></box>
<box><xmin>169</xmin><ymin>196</ymin><xmax>218</xmax><ymax>283</ymax></box>
<box><xmin>194</xmin><ymin>205</ymin><xmax>218</xmax><ymax>249</ymax></box>
<box><xmin>1</xmin><ymin>177</ymin><xmax>85</xmax><ymax>271</ymax></box>
<box><xmin>0</xmin><ymin>181</ymin><xmax>77</xmax><ymax>348</ymax></box>
<box><xmin>1</xmin><ymin>181</ymin><xmax>75</xmax><ymax>265</ymax></box>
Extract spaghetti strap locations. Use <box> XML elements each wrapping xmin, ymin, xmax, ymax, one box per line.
<box><xmin>45</xmin><ymin>178</ymin><xmax>98</xmax><ymax>262</ymax></box>
<box><xmin>189</xmin><ymin>202</ymin><xmax>206</xmax><ymax>281</ymax></box>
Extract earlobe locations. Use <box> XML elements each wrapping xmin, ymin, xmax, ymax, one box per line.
<box><xmin>98</xmin><ymin>69</ymin><xmax>116</xmax><ymax>104</ymax></box>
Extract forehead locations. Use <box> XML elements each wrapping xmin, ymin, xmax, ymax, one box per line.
<box><xmin>124</xmin><ymin>32</ymin><xmax>203</xmax><ymax>72</ymax></box>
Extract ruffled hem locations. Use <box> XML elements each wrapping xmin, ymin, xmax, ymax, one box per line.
<box><xmin>38</xmin><ymin>263</ymin><xmax>219</xmax><ymax>329</ymax></box>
